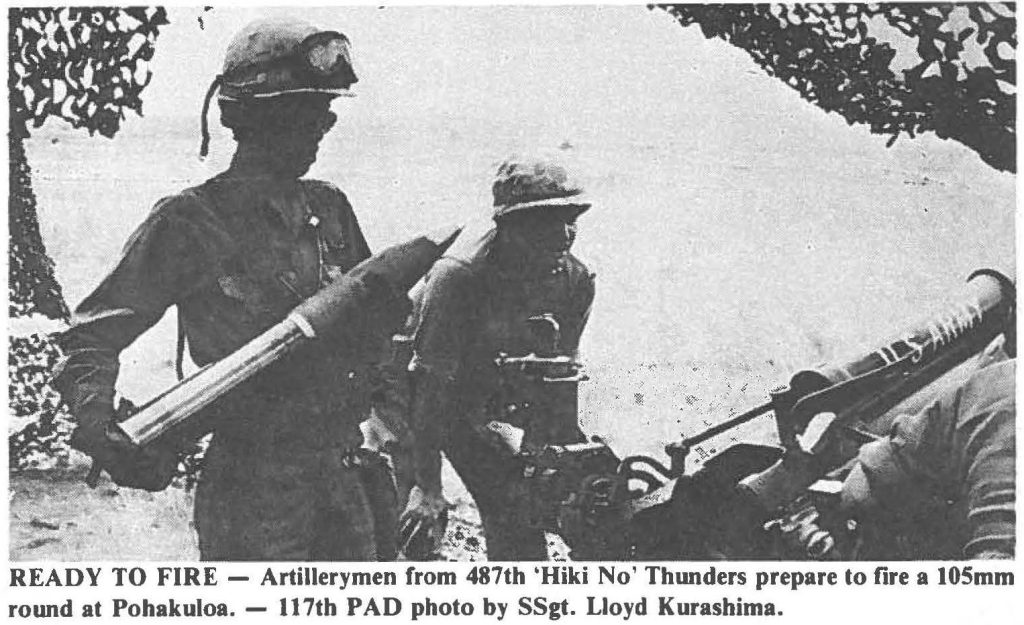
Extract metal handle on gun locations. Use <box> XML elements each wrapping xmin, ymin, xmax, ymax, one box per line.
<box><xmin>665</xmin><ymin>400</ymin><xmax>774</xmax><ymax>476</ymax></box>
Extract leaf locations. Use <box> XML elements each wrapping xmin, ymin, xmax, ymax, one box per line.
<box><xmin>9</xmin><ymin>7</ymin><xmax>168</xmax><ymax>139</ymax></box>
<box><xmin>656</xmin><ymin>3</ymin><xmax>1015</xmax><ymax>172</ymax></box>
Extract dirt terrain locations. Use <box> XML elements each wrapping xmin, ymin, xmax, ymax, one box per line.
<box><xmin>9</xmin><ymin>456</ymin><xmax>570</xmax><ymax>562</ymax></box>
<box><xmin>10</xmin><ymin>466</ymin><xmax>198</xmax><ymax>561</ymax></box>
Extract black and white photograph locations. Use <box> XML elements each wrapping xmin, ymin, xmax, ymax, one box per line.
<box><xmin>7</xmin><ymin>1</ymin><xmax>1016</xmax><ymax>571</ymax></box>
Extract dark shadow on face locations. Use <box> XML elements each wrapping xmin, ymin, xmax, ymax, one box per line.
<box><xmin>236</xmin><ymin>93</ymin><xmax>338</xmax><ymax>178</ymax></box>
<box><xmin>495</xmin><ymin>208</ymin><xmax>580</xmax><ymax>273</ymax></box>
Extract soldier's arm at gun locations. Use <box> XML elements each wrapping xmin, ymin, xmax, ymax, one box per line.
<box><xmin>402</xmin><ymin>259</ymin><xmax>478</xmax><ymax>528</ymax></box>
<box><xmin>840</xmin><ymin>356</ymin><xmax>1015</xmax><ymax>559</ymax></box>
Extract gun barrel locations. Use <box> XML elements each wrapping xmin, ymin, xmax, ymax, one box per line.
<box><xmin>794</xmin><ymin>269</ymin><xmax>1014</xmax><ymax>392</ymax></box>
<box><xmin>115</xmin><ymin>227</ymin><xmax>460</xmax><ymax>447</ymax></box>
<box><xmin>656</xmin><ymin>269</ymin><xmax>1013</xmax><ymax>483</ymax></box>
<box><xmin>780</xmin><ymin>269</ymin><xmax>1014</xmax><ymax>433</ymax></box>
<box><xmin>742</xmin><ymin>269</ymin><xmax>1015</xmax><ymax>510</ymax></box>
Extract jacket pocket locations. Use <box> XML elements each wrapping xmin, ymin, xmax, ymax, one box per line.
<box><xmin>217</xmin><ymin>274</ymin><xmax>275</xmax><ymax>319</ymax></box>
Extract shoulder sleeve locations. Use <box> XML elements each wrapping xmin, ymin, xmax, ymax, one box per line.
<box><xmin>54</xmin><ymin>192</ymin><xmax>217</xmax><ymax>415</ymax></box>
<box><xmin>855</xmin><ymin>360</ymin><xmax>1016</xmax><ymax>559</ymax></box>
<box><xmin>74</xmin><ymin>192</ymin><xmax>217</xmax><ymax>336</ymax></box>
<box><xmin>952</xmin><ymin>360</ymin><xmax>1015</xmax><ymax>558</ymax></box>
<box><xmin>409</xmin><ymin>258</ymin><xmax>479</xmax><ymax>381</ymax></box>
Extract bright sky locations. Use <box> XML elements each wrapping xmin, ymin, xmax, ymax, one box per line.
<box><xmin>21</xmin><ymin>4</ymin><xmax>1016</xmax><ymax>455</ymax></box>
<box><xmin>145</xmin><ymin>6</ymin><xmax>814</xmax><ymax>140</ymax></box>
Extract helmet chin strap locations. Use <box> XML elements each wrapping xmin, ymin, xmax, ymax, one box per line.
<box><xmin>198</xmin><ymin>75</ymin><xmax>224</xmax><ymax>159</ymax></box>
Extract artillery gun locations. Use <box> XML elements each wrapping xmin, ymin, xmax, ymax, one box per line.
<box><xmin>81</xmin><ymin>260</ymin><xmax>1014</xmax><ymax>560</ymax></box>
<box><xmin>516</xmin><ymin>269</ymin><xmax>1015</xmax><ymax>560</ymax></box>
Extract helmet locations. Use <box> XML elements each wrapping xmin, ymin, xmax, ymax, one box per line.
<box><xmin>199</xmin><ymin>18</ymin><xmax>357</xmax><ymax>156</ymax></box>
<box><xmin>491</xmin><ymin>156</ymin><xmax>591</xmax><ymax>221</ymax></box>
<box><xmin>218</xmin><ymin>18</ymin><xmax>357</xmax><ymax>101</ymax></box>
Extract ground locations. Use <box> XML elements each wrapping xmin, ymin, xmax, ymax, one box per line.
<box><xmin>9</xmin><ymin>455</ymin><xmax>569</xmax><ymax>562</ymax></box>
<box><xmin>10</xmin><ymin>467</ymin><xmax>197</xmax><ymax>561</ymax></box>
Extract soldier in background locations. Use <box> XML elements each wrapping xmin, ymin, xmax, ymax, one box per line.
<box><xmin>382</xmin><ymin>157</ymin><xmax>597</xmax><ymax>560</ymax></box>
<box><xmin>54</xmin><ymin>18</ymin><xmax>397</xmax><ymax>560</ymax></box>
<box><xmin>839</xmin><ymin>340</ymin><xmax>1015</xmax><ymax>559</ymax></box>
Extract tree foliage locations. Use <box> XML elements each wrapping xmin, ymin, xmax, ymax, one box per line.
<box><xmin>655</xmin><ymin>3</ymin><xmax>1016</xmax><ymax>172</ymax></box>
<box><xmin>8</xmin><ymin>137</ymin><xmax>67</xmax><ymax>321</ymax></box>
<box><xmin>8</xmin><ymin>7</ymin><xmax>168</xmax><ymax>470</ymax></box>
<box><xmin>8</xmin><ymin>6</ymin><xmax>169</xmax><ymax>140</ymax></box>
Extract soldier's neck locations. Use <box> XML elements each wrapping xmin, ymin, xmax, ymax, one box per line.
<box><xmin>228</xmin><ymin>142</ymin><xmax>308</xmax><ymax>180</ymax></box>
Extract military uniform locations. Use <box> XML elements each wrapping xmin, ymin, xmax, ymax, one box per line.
<box><xmin>52</xmin><ymin>17</ymin><xmax>409</xmax><ymax>561</ymax></box>
<box><xmin>56</xmin><ymin>155</ymin><xmax>382</xmax><ymax>559</ymax></box>
<box><xmin>844</xmin><ymin>355</ymin><xmax>1015</xmax><ymax>559</ymax></box>
<box><xmin>394</xmin><ymin>153</ymin><xmax>598</xmax><ymax>561</ymax></box>
<box><xmin>408</xmin><ymin>251</ymin><xmax>595</xmax><ymax>560</ymax></box>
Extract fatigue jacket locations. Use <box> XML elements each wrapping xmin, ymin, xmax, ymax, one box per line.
<box><xmin>409</xmin><ymin>253</ymin><xmax>595</xmax><ymax>428</ymax></box>
<box><xmin>856</xmin><ymin>357</ymin><xmax>1015</xmax><ymax>558</ymax></box>
<box><xmin>55</xmin><ymin>154</ymin><xmax>373</xmax><ymax>456</ymax></box>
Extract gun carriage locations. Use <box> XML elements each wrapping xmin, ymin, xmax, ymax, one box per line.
<box><xmin>509</xmin><ymin>269</ymin><xmax>1015</xmax><ymax>560</ymax></box>
<box><xmin>83</xmin><ymin>263</ymin><xmax>1014</xmax><ymax>561</ymax></box>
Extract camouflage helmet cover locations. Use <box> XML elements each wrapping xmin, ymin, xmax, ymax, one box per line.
<box><xmin>199</xmin><ymin>18</ymin><xmax>357</xmax><ymax>157</ymax></box>
<box><xmin>218</xmin><ymin>18</ymin><xmax>358</xmax><ymax>101</ymax></box>
<box><xmin>491</xmin><ymin>156</ymin><xmax>591</xmax><ymax>221</ymax></box>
